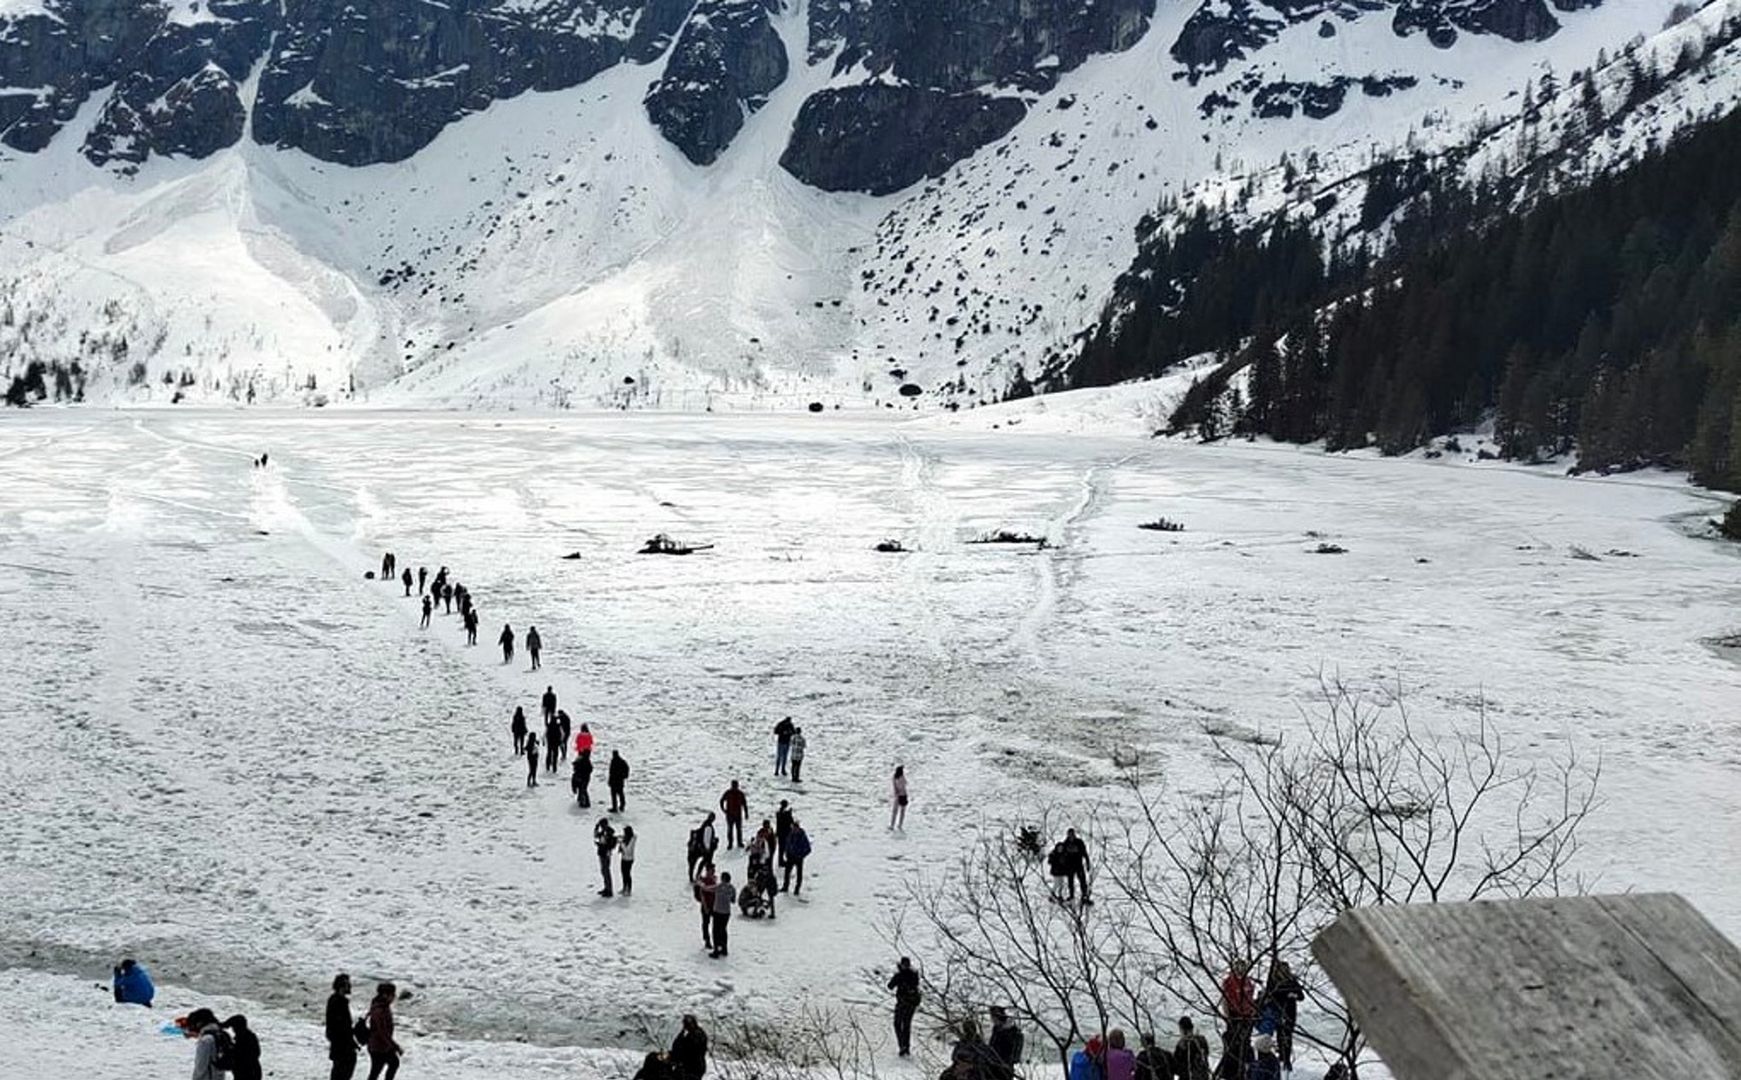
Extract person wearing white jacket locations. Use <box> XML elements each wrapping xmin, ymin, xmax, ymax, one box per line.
<box><xmin>890</xmin><ymin>766</ymin><xmax>910</xmax><ymax>831</ymax></box>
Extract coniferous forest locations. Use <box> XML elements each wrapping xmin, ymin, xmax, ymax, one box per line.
<box><xmin>1072</xmin><ymin>98</ymin><xmax>1741</xmax><ymax>493</ymax></box>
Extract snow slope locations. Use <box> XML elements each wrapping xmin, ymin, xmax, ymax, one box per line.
<box><xmin>0</xmin><ymin>0</ymin><xmax>1712</xmax><ymax>408</ymax></box>
<box><xmin>1</xmin><ymin>409</ymin><xmax>1738</xmax><ymax>1077</ymax></box>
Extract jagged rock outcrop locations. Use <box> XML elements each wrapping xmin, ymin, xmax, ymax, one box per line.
<box><xmin>780</xmin><ymin>86</ymin><xmax>1027</xmax><ymax>195</ymax></box>
<box><xmin>643</xmin><ymin>0</ymin><xmax>787</xmax><ymax>166</ymax></box>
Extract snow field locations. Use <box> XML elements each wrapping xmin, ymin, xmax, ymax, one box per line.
<box><xmin>1</xmin><ymin>409</ymin><xmax>1738</xmax><ymax>1080</ymax></box>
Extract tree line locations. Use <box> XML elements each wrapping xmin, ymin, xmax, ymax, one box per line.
<box><xmin>1071</xmin><ymin>88</ymin><xmax>1741</xmax><ymax>493</ymax></box>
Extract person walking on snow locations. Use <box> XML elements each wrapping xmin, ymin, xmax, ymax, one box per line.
<box><xmin>991</xmin><ymin>1006</ymin><xmax>1025</xmax><ymax>1075</ymax></box>
<box><xmin>511</xmin><ymin>707</ymin><xmax>528</xmax><ymax>755</ymax></box>
<box><xmin>420</xmin><ymin>595</ymin><xmax>432</xmax><ymax>629</ymax></box>
<box><xmin>619</xmin><ymin>825</ymin><xmax>637</xmax><ymax>897</ymax></box>
<box><xmin>442</xmin><ymin>582</ymin><xmax>453</xmax><ymax>614</ymax></box>
<box><xmin>773</xmin><ymin>716</ymin><xmax>795</xmax><ymax>776</ymax></box>
<box><xmin>327</xmin><ymin>973</ymin><xmax>361</xmax><ymax>1080</ymax></box>
<box><xmin>890</xmin><ymin>765</ymin><xmax>909</xmax><ymax>830</ymax></box>
<box><xmin>774</xmin><ymin>800</ymin><xmax>794</xmax><ymax>865</ymax></box>
<box><xmin>464</xmin><ymin>607</ymin><xmax>479</xmax><ymax>646</ymax></box>
<box><xmin>782</xmin><ymin>819</ymin><xmax>811</xmax><ymax>896</ymax></box>
<box><xmin>573</xmin><ymin>750</ymin><xmax>593</xmax><ymax>808</ymax></box>
<box><xmin>1173</xmin><ymin>1018</ymin><xmax>1211</xmax><ymax>1080</ymax></box>
<box><xmin>541</xmin><ymin>687</ymin><xmax>558</xmax><ymax>726</ymax></box>
<box><xmin>557</xmin><ymin>708</ymin><xmax>573</xmax><ymax>749</ymax></box>
<box><xmin>499</xmin><ymin>624</ymin><xmax>515</xmax><ymax>664</ymax></box>
<box><xmin>222</xmin><ymin>1015</ymin><xmax>262</xmax><ymax>1080</ymax></box>
<box><xmin>719</xmin><ymin>781</ymin><xmax>748</xmax><ymax>849</ymax></box>
<box><xmin>1052</xmin><ymin>828</ymin><xmax>1091</xmax><ymax>904</ymax></box>
<box><xmin>608</xmin><ymin>750</ymin><xmax>630</xmax><ymax>812</ymax></box>
<box><xmin>380</xmin><ymin>553</ymin><xmax>394</xmax><ymax>581</ymax></box>
<box><xmin>788</xmin><ymin>728</ymin><xmax>807</xmax><ymax>783</ymax></box>
<box><xmin>417</xmin><ymin>567</ymin><xmax>427</xmax><ymax>595</ymax></box>
<box><xmin>594</xmin><ymin>817</ymin><xmax>619</xmax><ymax>897</ymax></box>
<box><xmin>887</xmin><ymin>956</ymin><xmax>921</xmax><ymax>1057</ymax></box>
<box><xmin>544</xmin><ymin>716</ymin><xmax>562</xmax><ymax>774</ymax></box>
<box><xmin>526</xmin><ymin>625</ymin><xmax>542</xmax><ymax>670</ymax></box>
<box><xmin>695</xmin><ymin>865</ymin><xmax>718</xmax><ymax>951</ymax></box>
<box><xmin>574</xmin><ymin>723</ymin><xmax>594</xmax><ymax>757</ymax></box>
<box><xmin>524</xmin><ymin>731</ymin><xmax>540</xmax><ymax>788</ymax></box>
<box><xmin>709</xmin><ymin>871</ymin><xmax>737</xmax><ymax>958</ymax></box>
<box><xmin>185</xmin><ymin>1008</ymin><xmax>228</xmax><ymax>1080</ymax></box>
<box><xmin>400</xmin><ymin>568</ymin><xmax>413</xmax><ymax>597</ymax></box>
<box><xmin>366</xmin><ymin>983</ymin><xmax>401</xmax><ymax>1080</ymax></box>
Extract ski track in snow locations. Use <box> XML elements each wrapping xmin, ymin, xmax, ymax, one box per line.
<box><xmin>1</xmin><ymin>409</ymin><xmax>1740</xmax><ymax>1078</ymax></box>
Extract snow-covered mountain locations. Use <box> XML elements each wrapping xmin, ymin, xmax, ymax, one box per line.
<box><xmin>0</xmin><ymin>0</ymin><xmax>1727</xmax><ymax>408</ymax></box>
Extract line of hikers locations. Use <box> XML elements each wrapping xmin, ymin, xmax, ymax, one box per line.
<box><xmin>379</xmin><ymin>551</ymin><xmax>542</xmax><ymax>665</ymax></box>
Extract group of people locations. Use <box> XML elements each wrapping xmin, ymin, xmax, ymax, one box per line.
<box><xmin>1213</xmin><ymin>959</ymin><xmax>1303</xmax><ymax>1079</ymax></box>
<box><xmin>324</xmin><ymin>974</ymin><xmax>405</xmax><ymax>1080</ymax></box>
<box><xmin>380</xmin><ymin>551</ymin><xmax>541</xmax><ymax>665</ymax></box>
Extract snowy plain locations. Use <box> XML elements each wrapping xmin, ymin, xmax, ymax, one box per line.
<box><xmin>1</xmin><ymin>405</ymin><xmax>1739</xmax><ymax>1079</ymax></box>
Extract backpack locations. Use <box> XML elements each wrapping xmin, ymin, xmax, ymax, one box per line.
<box><xmin>210</xmin><ymin>1027</ymin><xmax>236</xmax><ymax>1069</ymax></box>
<box><xmin>1047</xmin><ymin>846</ymin><xmax>1066</xmax><ymax>876</ymax></box>
<box><xmin>353</xmin><ymin>1015</ymin><xmax>370</xmax><ymax>1047</ymax></box>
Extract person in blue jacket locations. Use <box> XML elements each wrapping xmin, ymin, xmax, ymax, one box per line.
<box><xmin>1070</xmin><ymin>1034</ymin><xmax>1105</xmax><ymax>1080</ymax></box>
<box><xmin>112</xmin><ymin>958</ymin><xmax>154</xmax><ymax>1007</ymax></box>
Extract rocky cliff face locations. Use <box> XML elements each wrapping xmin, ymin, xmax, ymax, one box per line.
<box><xmin>0</xmin><ymin>0</ymin><xmax>1620</xmax><ymax>190</ymax></box>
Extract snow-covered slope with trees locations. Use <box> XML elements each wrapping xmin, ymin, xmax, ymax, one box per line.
<box><xmin>0</xmin><ymin>0</ymin><xmax>1726</xmax><ymax>409</ymax></box>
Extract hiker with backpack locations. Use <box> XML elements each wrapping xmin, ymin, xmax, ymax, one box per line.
<box><xmin>499</xmin><ymin>624</ymin><xmax>515</xmax><ymax>664</ymax></box>
<box><xmin>511</xmin><ymin>707</ymin><xmax>528</xmax><ymax>755</ymax></box>
<box><xmin>327</xmin><ymin>973</ymin><xmax>362</xmax><ymax>1080</ymax></box>
<box><xmin>1050</xmin><ymin>829</ymin><xmax>1091</xmax><ymax>904</ymax></box>
<box><xmin>526</xmin><ymin>625</ymin><xmax>542</xmax><ymax>670</ymax></box>
<box><xmin>595</xmin><ymin>818</ymin><xmax>619</xmax><ymax>897</ymax></box>
<box><xmin>524</xmin><ymin>731</ymin><xmax>540</xmax><ymax>788</ymax></box>
<box><xmin>365</xmin><ymin>983</ymin><xmax>402</xmax><ymax>1080</ymax></box>
<box><xmin>184</xmin><ymin>1008</ymin><xmax>230</xmax><ymax>1080</ymax></box>
<box><xmin>608</xmin><ymin>750</ymin><xmax>630</xmax><ymax>811</ymax></box>
<box><xmin>888</xmin><ymin>956</ymin><xmax>921</xmax><ymax>1057</ymax></box>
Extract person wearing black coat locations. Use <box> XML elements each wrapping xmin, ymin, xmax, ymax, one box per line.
<box><xmin>887</xmin><ymin>956</ymin><xmax>921</xmax><ymax>1057</ymax></box>
<box><xmin>325</xmin><ymin>973</ymin><xmax>360</xmax><ymax>1080</ymax></box>
<box><xmin>608</xmin><ymin>750</ymin><xmax>630</xmax><ymax>811</ymax></box>
<box><xmin>1135</xmin><ymin>1031</ymin><xmax>1171</xmax><ymax>1080</ymax></box>
<box><xmin>670</xmin><ymin>1014</ymin><xmax>708</xmax><ymax>1080</ymax></box>
<box><xmin>511</xmin><ymin>707</ymin><xmax>528</xmax><ymax>755</ymax></box>
<box><xmin>524</xmin><ymin>732</ymin><xmax>540</xmax><ymax>787</ymax></box>
<box><xmin>573</xmin><ymin>750</ymin><xmax>593</xmax><ymax>807</ymax></box>
<box><xmin>223</xmin><ymin>1015</ymin><xmax>262</xmax><ymax>1080</ymax></box>
<box><xmin>989</xmin><ymin>1006</ymin><xmax>1024</xmax><ymax>1075</ymax></box>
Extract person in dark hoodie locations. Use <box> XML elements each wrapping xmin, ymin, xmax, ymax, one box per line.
<box><xmin>223</xmin><ymin>1015</ymin><xmax>262</xmax><ymax>1080</ymax></box>
<box><xmin>326</xmin><ymin>973</ymin><xmax>362</xmax><ymax>1080</ymax></box>
<box><xmin>464</xmin><ymin>607</ymin><xmax>479</xmax><ymax>646</ymax></box>
<box><xmin>499</xmin><ymin>623</ymin><xmax>515</xmax><ymax>664</ymax></box>
<box><xmin>544</xmin><ymin>716</ymin><xmax>562</xmax><ymax>774</ymax></box>
<box><xmin>541</xmin><ymin>686</ymin><xmax>558</xmax><ymax>726</ymax></box>
<box><xmin>669</xmin><ymin>1014</ymin><xmax>708</xmax><ymax>1080</ymax></box>
<box><xmin>524</xmin><ymin>731</ymin><xmax>540</xmax><ymax>788</ymax></box>
<box><xmin>366</xmin><ymin>982</ymin><xmax>401</xmax><ymax>1080</ymax></box>
<box><xmin>420</xmin><ymin>595</ymin><xmax>432</xmax><ymax>629</ymax></box>
<box><xmin>887</xmin><ymin>956</ymin><xmax>921</xmax><ymax>1057</ymax></box>
<box><xmin>608</xmin><ymin>750</ymin><xmax>630</xmax><ymax>811</ymax></box>
<box><xmin>525</xmin><ymin>625</ymin><xmax>542</xmax><ymax>670</ymax></box>
<box><xmin>400</xmin><ymin>568</ymin><xmax>413</xmax><ymax>597</ymax></box>
<box><xmin>772</xmin><ymin>716</ymin><xmax>795</xmax><ymax>776</ymax></box>
<box><xmin>511</xmin><ymin>707</ymin><xmax>528</xmax><ymax>755</ymax></box>
<box><xmin>989</xmin><ymin>1006</ymin><xmax>1025</xmax><ymax>1076</ymax></box>
<box><xmin>1260</xmin><ymin>960</ymin><xmax>1304</xmax><ymax>1071</ymax></box>
<box><xmin>573</xmin><ymin>749</ymin><xmax>593</xmax><ymax>807</ymax></box>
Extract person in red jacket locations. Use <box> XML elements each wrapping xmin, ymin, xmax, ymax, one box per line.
<box><xmin>574</xmin><ymin>723</ymin><xmax>595</xmax><ymax>757</ymax></box>
<box><xmin>719</xmin><ymin>780</ymin><xmax>749</xmax><ymax>849</ymax></box>
<box><xmin>1216</xmin><ymin>960</ymin><xmax>1256</xmax><ymax>1080</ymax></box>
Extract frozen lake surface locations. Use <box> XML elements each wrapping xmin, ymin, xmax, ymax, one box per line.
<box><xmin>1</xmin><ymin>408</ymin><xmax>1738</xmax><ymax>1074</ymax></box>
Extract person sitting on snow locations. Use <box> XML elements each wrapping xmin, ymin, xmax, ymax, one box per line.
<box><xmin>112</xmin><ymin>958</ymin><xmax>155</xmax><ymax>1007</ymax></box>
